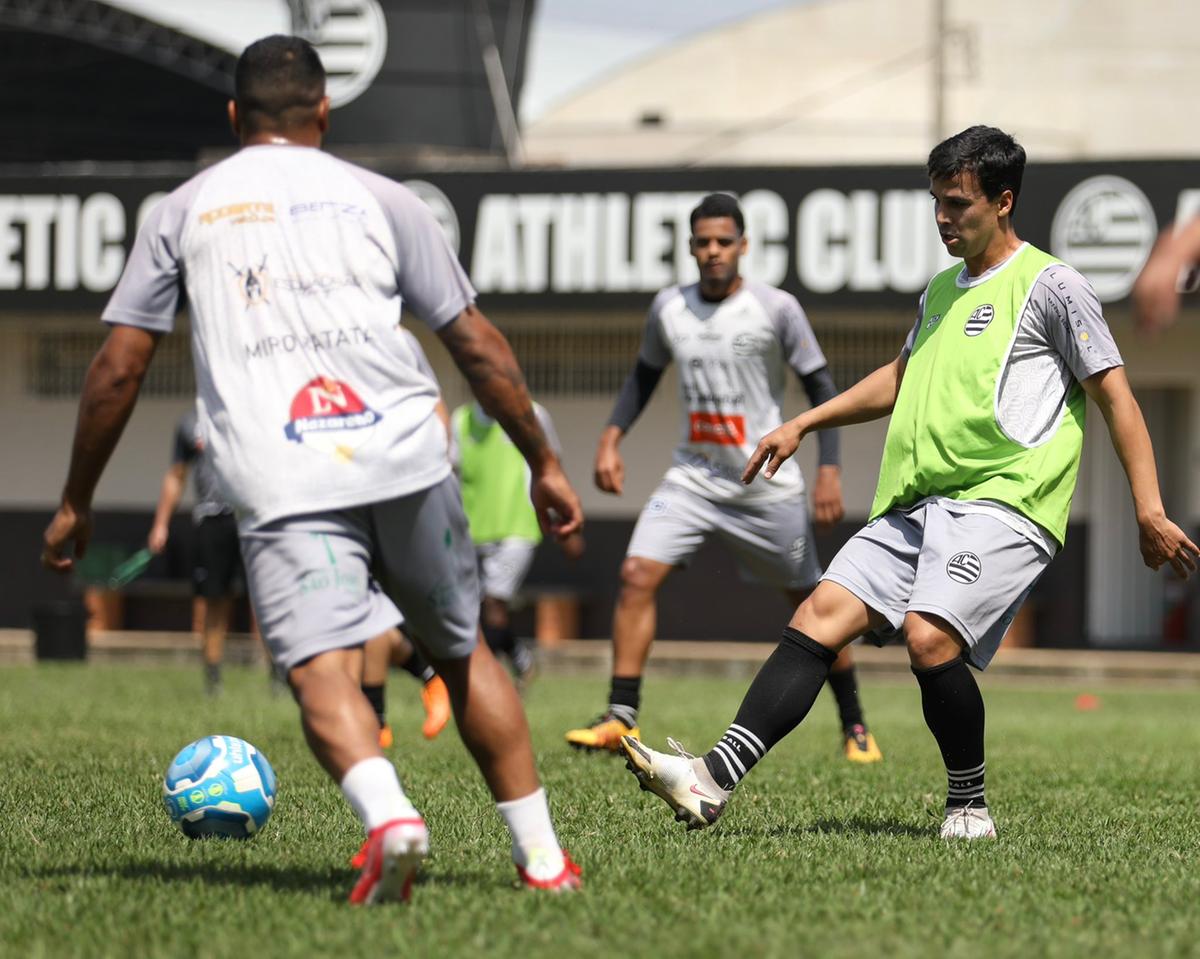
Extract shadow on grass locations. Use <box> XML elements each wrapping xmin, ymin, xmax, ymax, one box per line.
<box><xmin>722</xmin><ymin>817</ymin><xmax>928</xmax><ymax>840</ymax></box>
<box><xmin>29</xmin><ymin>861</ymin><xmax>501</xmax><ymax>900</ymax></box>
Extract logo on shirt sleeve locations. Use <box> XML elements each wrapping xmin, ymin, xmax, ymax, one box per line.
<box><xmin>284</xmin><ymin>376</ymin><xmax>382</xmax><ymax>461</ymax></box>
<box><xmin>688</xmin><ymin>412</ymin><xmax>746</xmax><ymax>446</ymax></box>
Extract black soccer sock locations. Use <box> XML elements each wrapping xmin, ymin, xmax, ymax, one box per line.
<box><xmin>607</xmin><ymin>675</ymin><xmax>642</xmax><ymax>728</ymax></box>
<box><xmin>826</xmin><ymin>665</ymin><xmax>866</xmax><ymax>732</ymax></box>
<box><xmin>913</xmin><ymin>656</ymin><xmax>986</xmax><ymax>809</ymax></box>
<box><xmin>483</xmin><ymin>623</ymin><xmax>516</xmax><ymax>656</ymax></box>
<box><xmin>361</xmin><ymin>683</ymin><xmax>387</xmax><ymax>728</ymax></box>
<box><xmin>703</xmin><ymin>628</ymin><xmax>837</xmax><ymax>791</ymax></box>
<box><xmin>398</xmin><ymin>648</ymin><xmax>436</xmax><ymax>685</ymax></box>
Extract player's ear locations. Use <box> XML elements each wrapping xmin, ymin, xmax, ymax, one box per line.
<box><xmin>996</xmin><ymin>189</ymin><xmax>1014</xmax><ymax>220</ymax></box>
<box><xmin>738</xmin><ymin>233</ymin><xmax>748</xmax><ymax>256</ymax></box>
<box><xmin>227</xmin><ymin>100</ymin><xmax>240</xmax><ymax>139</ymax></box>
<box><xmin>316</xmin><ymin>96</ymin><xmax>331</xmax><ymax>135</ymax></box>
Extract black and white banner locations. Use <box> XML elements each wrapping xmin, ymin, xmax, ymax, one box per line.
<box><xmin>1</xmin><ymin>161</ymin><xmax>1197</xmax><ymax>311</ymax></box>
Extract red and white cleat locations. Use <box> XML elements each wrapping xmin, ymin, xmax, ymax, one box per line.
<box><xmin>516</xmin><ymin>849</ymin><xmax>582</xmax><ymax>893</ymax></box>
<box><xmin>349</xmin><ymin>816</ymin><xmax>429</xmax><ymax>904</ymax></box>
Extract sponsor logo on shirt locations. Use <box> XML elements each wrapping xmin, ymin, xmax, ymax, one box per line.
<box><xmin>688</xmin><ymin>411</ymin><xmax>746</xmax><ymax>446</ymax></box>
<box><xmin>229</xmin><ymin>257</ymin><xmax>270</xmax><ymax>308</ymax></box>
<box><xmin>274</xmin><ymin>273</ymin><xmax>363</xmax><ymax>296</ymax></box>
<box><xmin>245</xmin><ymin>326</ymin><xmax>373</xmax><ymax>361</ymax></box>
<box><xmin>925</xmin><ymin>313</ymin><xmax>942</xmax><ymax>329</ymax></box>
<box><xmin>731</xmin><ymin>332</ymin><xmax>772</xmax><ymax>357</ymax></box>
<box><xmin>284</xmin><ymin>376</ymin><xmax>382</xmax><ymax>461</ymax></box>
<box><xmin>288</xmin><ymin>201</ymin><xmax>368</xmax><ymax>221</ymax></box>
<box><xmin>964</xmin><ymin>304</ymin><xmax>994</xmax><ymax>337</ymax></box>
<box><xmin>946</xmin><ymin>551</ymin><xmax>982</xmax><ymax>584</ymax></box>
<box><xmin>200</xmin><ymin>202</ymin><xmax>275</xmax><ymax>226</ymax></box>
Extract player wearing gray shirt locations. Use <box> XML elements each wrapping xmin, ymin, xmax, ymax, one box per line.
<box><xmin>565</xmin><ymin>193</ymin><xmax>882</xmax><ymax>764</ymax></box>
<box><xmin>42</xmin><ymin>35</ymin><xmax>585</xmax><ymax>899</ymax></box>
<box><xmin>620</xmin><ymin>126</ymin><xmax>1197</xmax><ymax>843</ymax></box>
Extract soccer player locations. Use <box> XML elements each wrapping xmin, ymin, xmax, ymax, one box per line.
<box><xmin>1133</xmin><ymin>216</ymin><xmax>1200</xmax><ymax>332</ymax></box>
<box><xmin>564</xmin><ymin>192</ymin><xmax>881</xmax><ymax>763</ymax></box>
<box><xmin>451</xmin><ymin>399</ymin><xmax>584</xmax><ymax>690</ymax></box>
<box><xmin>148</xmin><ymin>410</ymin><xmax>242</xmax><ymax>696</ymax></box>
<box><xmin>620</xmin><ymin>126</ymin><xmax>1199</xmax><ymax>839</ymax></box>
<box><xmin>42</xmin><ymin>36</ymin><xmax>583</xmax><ymax>899</ymax></box>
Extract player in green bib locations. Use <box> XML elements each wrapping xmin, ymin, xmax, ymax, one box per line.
<box><xmin>453</xmin><ymin>401</ymin><xmax>583</xmax><ymax>688</ymax></box>
<box><xmin>619</xmin><ymin>126</ymin><xmax>1199</xmax><ymax>840</ymax></box>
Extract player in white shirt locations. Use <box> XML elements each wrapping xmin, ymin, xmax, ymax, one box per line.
<box><xmin>42</xmin><ymin>36</ymin><xmax>583</xmax><ymax>900</ymax></box>
<box><xmin>565</xmin><ymin>194</ymin><xmax>881</xmax><ymax>763</ymax></box>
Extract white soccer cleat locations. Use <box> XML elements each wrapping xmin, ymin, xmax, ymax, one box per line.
<box><xmin>939</xmin><ymin>804</ymin><xmax>997</xmax><ymax>840</ymax></box>
<box><xmin>349</xmin><ymin>816</ymin><xmax>430</xmax><ymax>904</ymax></box>
<box><xmin>620</xmin><ymin>736</ymin><xmax>727</xmax><ymax>830</ymax></box>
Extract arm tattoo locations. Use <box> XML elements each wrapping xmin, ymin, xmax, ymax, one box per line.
<box><xmin>439</xmin><ymin>308</ymin><xmax>553</xmax><ymax>468</ymax></box>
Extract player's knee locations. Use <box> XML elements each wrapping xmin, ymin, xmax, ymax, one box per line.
<box><xmin>618</xmin><ymin>557</ymin><xmax>661</xmax><ymax>598</ymax></box>
<box><xmin>903</xmin><ymin>613</ymin><xmax>963</xmax><ymax>667</ymax></box>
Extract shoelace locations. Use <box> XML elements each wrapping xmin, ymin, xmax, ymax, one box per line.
<box><xmin>666</xmin><ymin>737</ymin><xmax>695</xmax><ymax>760</ymax></box>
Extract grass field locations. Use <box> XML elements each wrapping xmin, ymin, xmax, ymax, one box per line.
<box><xmin>1</xmin><ymin>663</ymin><xmax>1198</xmax><ymax>958</ymax></box>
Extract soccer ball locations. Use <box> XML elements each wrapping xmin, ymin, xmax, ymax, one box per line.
<box><xmin>162</xmin><ymin>734</ymin><xmax>277</xmax><ymax>839</ymax></box>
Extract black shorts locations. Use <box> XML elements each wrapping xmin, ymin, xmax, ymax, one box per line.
<box><xmin>193</xmin><ymin>513</ymin><xmax>243</xmax><ymax>599</ymax></box>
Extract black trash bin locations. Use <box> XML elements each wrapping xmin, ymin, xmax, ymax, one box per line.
<box><xmin>32</xmin><ymin>600</ymin><xmax>88</xmax><ymax>660</ymax></box>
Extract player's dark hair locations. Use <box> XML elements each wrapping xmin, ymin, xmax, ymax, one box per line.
<box><xmin>927</xmin><ymin>125</ymin><xmax>1026</xmax><ymax>215</ymax></box>
<box><xmin>234</xmin><ymin>35</ymin><xmax>326</xmax><ymax>132</ymax></box>
<box><xmin>690</xmin><ymin>193</ymin><xmax>744</xmax><ymax>235</ymax></box>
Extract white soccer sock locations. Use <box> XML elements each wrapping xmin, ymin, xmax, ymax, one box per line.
<box><xmin>340</xmin><ymin>757</ymin><xmax>418</xmax><ymax>834</ymax></box>
<box><xmin>496</xmin><ymin>788</ymin><xmax>564</xmax><ymax>877</ymax></box>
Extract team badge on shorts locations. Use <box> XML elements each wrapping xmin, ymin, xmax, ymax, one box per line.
<box><xmin>284</xmin><ymin>376</ymin><xmax>381</xmax><ymax>461</ymax></box>
<box><xmin>964</xmin><ymin>305</ymin><xmax>994</xmax><ymax>337</ymax></box>
<box><xmin>946</xmin><ymin>551</ymin><xmax>982</xmax><ymax>584</ymax></box>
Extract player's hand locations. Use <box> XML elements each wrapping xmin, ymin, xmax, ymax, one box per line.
<box><xmin>147</xmin><ymin>523</ymin><xmax>169</xmax><ymax>555</ymax></box>
<box><xmin>42</xmin><ymin>500</ymin><xmax>92</xmax><ymax>574</ymax></box>
<box><xmin>743</xmin><ymin>419</ymin><xmax>805</xmax><ymax>484</ymax></box>
<box><xmin>532</xmin><ymin>464</ymin><xmax>584</xmax><ymax>540</ymax></box>
<box><xmin>1137</xmin><ymin>511</ymin><xmax>1200</xmax><ymax>578</ymax></box>
<box><xmin>811</xmin><ymin>465</ymin><xmax>845</xmax><ymax>531</ymax></box>
<box><xmin>594</xmin><ymin>437</ymin><xmax>625</xmax><ymax>495</ymax></box>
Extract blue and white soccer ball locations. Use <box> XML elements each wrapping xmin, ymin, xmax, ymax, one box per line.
<box><xmin>162</xmin><ymin>735</ymin><xmax>277</xmax><ymax>839</ymax></box>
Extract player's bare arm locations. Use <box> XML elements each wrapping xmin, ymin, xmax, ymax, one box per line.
<box><xmin>1081</xmin><ymin>366</ymin><xmax>1199</xmax><ymax>577</ymax></box>
<box><xmin>148</xmin><ymin>462</ymin><xmax>188</xmax><ymax>554</ymax></box>
<box><xmin>438</xmin><ymin>304</ymin><xmax>583</xmax><ymax>538</ymax></box>
<box><xmin>1133</xmin><ymin>217</ymin><xmax>1200</xmax><ymax>333</ymax></box>
<box><xmin>43</xmin><ymin>324</ymin><xmax>160</xmax><ymax>572</ymax></box>
<box><xmin>743</xmin><ymin>352</ymin><xmax>907</xmax><ymax>484</ymax></box>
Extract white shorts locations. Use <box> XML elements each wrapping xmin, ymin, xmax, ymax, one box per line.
<box><xmin>240</xmin><ymin>476</ymin><xmax>480</xmax><ymax>672</ymax></box>
<box><xmin>476</xmin><ymin>538</ymin><xmax>537</xmax><ymax>602</ymax></box>
<box><xmin>821</xmin><ymin>500</ymin><xmax>1051</xmax><ymax>669</ymax></box>
<box><xmin>626</xmin><ymin>482</ymin><xmax>822</xmax><ymax>590</ymax></box>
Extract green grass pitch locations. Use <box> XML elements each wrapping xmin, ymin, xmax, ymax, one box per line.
<box><xmin>1</xmin><ymin>663</ymin><xmax>1197</xmax><ymax>958</ymax></box>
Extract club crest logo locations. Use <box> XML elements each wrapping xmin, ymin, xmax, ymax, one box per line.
<box><xmin>946</xmin><ymin>551</ymin><xmax>982</xmax><ymax>585</ymax></box>
<box><xmin>284</xmin><ymin>376</ymin><xmax>381</xmax><ymax>461</ymax></box>
<box><xmin>964</xmin><ymin>304</ymin><xmax>994</xmax><ymax>337</ymax></box>
<box><xmin>229</xmin><ymin>256</ymin><xmax>270</xmax><ymax>308</ymax></box>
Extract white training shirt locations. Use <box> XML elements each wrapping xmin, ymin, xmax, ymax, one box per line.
<box><xmin>639</xmin><ymin>280</ymin><xmax>827</xmax><ymax>504</ymax></box>
<box><xmin>103</xmin><ymin>145</ymin><xmax>475</xmax><ymax>530</ymax></box>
